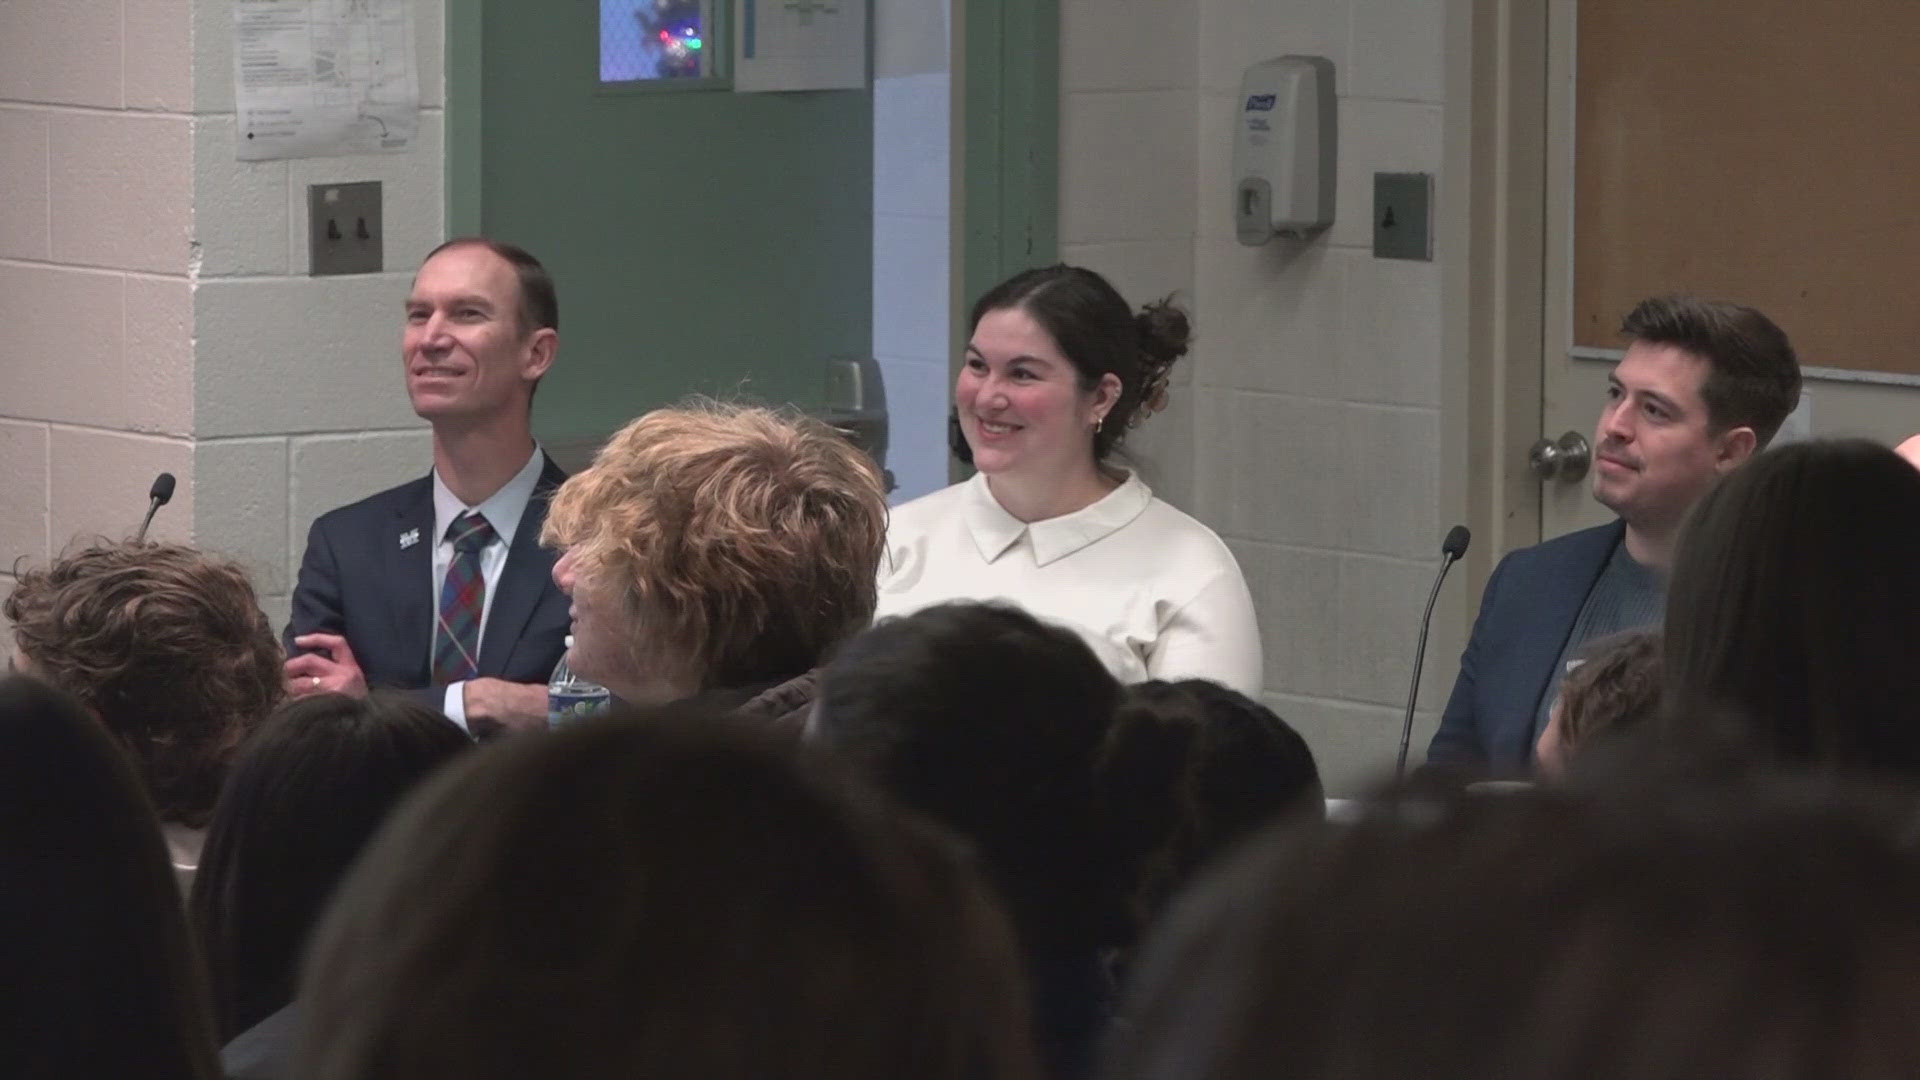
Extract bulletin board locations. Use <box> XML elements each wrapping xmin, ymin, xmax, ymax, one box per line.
<box><xmin>1573</xmin><ymin>0</ymin><xmax>1920</xmax><ymax>375</ymax></box>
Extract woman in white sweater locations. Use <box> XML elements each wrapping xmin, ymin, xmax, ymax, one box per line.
<box><xmin>875</xmin><ymin>264</ymin><xmax>1263</xmax><ymax>696</ymax></box>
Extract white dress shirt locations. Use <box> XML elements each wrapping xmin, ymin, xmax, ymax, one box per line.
<box><xmin>874</xmin><ymin>471</ymin><xmax>1265</xmax><ymax>696</ymax></box>
<box><xmin>431</xmin><ymin>445</ymin><xmax>546</xmax><ymax>731</ymax></box>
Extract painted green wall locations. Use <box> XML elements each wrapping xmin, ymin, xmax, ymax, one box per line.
<box><xmin>455</xmin><ymin>1</ymin><xmax>873</xmax><ymax>443</ymax></box>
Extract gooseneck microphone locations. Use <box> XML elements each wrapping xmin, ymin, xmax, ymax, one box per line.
<box><xmin>1395</xmin><ymin>525</ymin><xmax>1471</xmax><ymax>778</ymax></box>
<box><xmin>135</xmin><ymin>472</ymin><xmax>176</xmax><ymax>542</ymax></box>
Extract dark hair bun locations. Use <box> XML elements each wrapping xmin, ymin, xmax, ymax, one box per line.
<box><xmin>1127</xmin><ymin>297</ymin><xmax>1191</xmax><ymax>431</ymax></box>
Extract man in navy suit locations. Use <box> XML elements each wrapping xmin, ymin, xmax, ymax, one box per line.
<box><xmin>283</xmin><ymin>238</ymin><xmax>570</xmax><ymax>736</ymax></box>
<box><xmin>1427</xmin><ymin>297</ymin><xmax>1802</xmax><ymax>772</ymax></box>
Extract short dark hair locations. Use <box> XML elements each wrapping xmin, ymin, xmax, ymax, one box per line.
<box><xmin>1619</xmin><ymin>296</ymin><xmax>1800</xmax><ymax>448</ymax></box>
<box><xmin>422</xmin><ymin>236</ymin><xmax>559</xmax><ymax>335</ymax></box>
<box><xmin>813</xmin><ymin>602</ymin><xmax>1132</xmax><ymax>957</ymax></box>
<box><xmin>1555</xmin><ymin>629</ymin><xmax>1662</xmax><ymax>757</ymax></box>
<box><xmin>0</xmin><ymin>675</ymin><xmax>221</xmax><ymax>1079</ymax></box>
<box><xmin>298</xmin><ymin>709</ymin><xmax>1039</xmax><ymax>1080</ymax></box>
<box><xmin>960</xmin><ymin>264</ymin><xmax>1191</xmax><ymax>461</ymax></box>
<box><xmin>5</xmin><ymin>542</ymin><xmax>285</xmax><ymax>828</ymax></box>
<box><xmin>1663</xmin><ymin>438</ymin><xmax>1920</xmax><ymax>777</ymax></box>
<box><xmin>1111</xmin><ymin>779</ymin><xmax>1920</xmax><ymax>1080</ymax></box>
<box><xmin>1110</xmin><ymin>679</ymin><xmax>1323</xmax><ymax>927</ymax></box>
<box><xmin>190</xmin><ymin>692</ymin><xmax>470</xmax><ymax>1041</ymax></box>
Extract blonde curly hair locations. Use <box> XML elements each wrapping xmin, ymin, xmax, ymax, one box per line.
<box><xmin>542</xmin><ymin>404</ymin><xmax>888</xmax><ymax>692</ymax></box>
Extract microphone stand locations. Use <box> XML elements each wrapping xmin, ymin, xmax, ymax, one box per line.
<box><xmin>1396</xmin><ymin>527</ymin><xmax>1470</xmax><ymax>778</ymax></box>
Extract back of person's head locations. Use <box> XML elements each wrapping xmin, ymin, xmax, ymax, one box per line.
<box><xmin>191</xmin><ymin>692</ymin><xmax>470</xmax><ymax>1041</ymax></box>
<box><xmin>0</xmin><ymin>675</ymin><xmax>219</xmax><ymax>1080</ymax></box>
<box><xmin>1109</xmin><ymin>680</ymin><xmax>1323</xmax><ymax>928</ymax></box>
<box><xmin>1110</xmin><ymin>778</ymin><xmax>1920</xmax><ymax>1080</ymax></box>
<box><xmin>4</xmin><ymin>541</ymin><xmax>283</xmax><ymax>827</ymax></box>
<box><xmin>297</xmin><ymin>707</ymin><xmax>1038</xmax><ymax>1080</ymax></box>
<box><xmin>542</xmin><ymin>402</ymin><xmax>888</xmax><ymax>699</ymax></box>
<box><xmin>813</xmin><ymin>602</ymin><xmax>1131</xmax><ymax>958</ymax></box>
<box><xmin>1664</xmin><ymin>438</ymin><xmax>1920</xmax><ymax>776</ymax></box>
<box><xmin>1620</xmin><ymin>295</ymin><xmax>1801</xmax><ymax>448</ymax></box>
<box><xmin>1537</xmin><ymin>629</ymin><xmax>1663</xmax><ymax>777</ymax></box>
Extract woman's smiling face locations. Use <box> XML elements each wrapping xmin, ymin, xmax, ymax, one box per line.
<box><xmin>956</xmin><ymin>306</ymin><xmax>1112</xmax><ymax>478</ymax></box>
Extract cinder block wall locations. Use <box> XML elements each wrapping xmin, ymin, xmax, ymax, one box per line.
<box><xmin>1059</xmin><ymin>0</ymin><xmax>1451</xmax><ymax>793</ymax></box>
<box><xmin>0</xmin><ymin>0</ymin><xmax>447</xmax><ymax>641</ymax></box>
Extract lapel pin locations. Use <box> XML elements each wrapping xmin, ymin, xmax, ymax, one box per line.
<box><xmin>399</xmin><ymin>528</ymin><xmax>421</xmax><ymax>550</ymax></box>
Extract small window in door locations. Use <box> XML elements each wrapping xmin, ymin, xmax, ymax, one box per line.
<box><xmin>601</xmin><ymin>0</ymin><xmax>719</xmax><ymax>82</ymax></box>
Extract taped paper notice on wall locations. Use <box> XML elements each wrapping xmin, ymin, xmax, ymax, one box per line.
<box><xmin>735</xmin><ymin>0</ymin><xmax>868</xmax><ymax>92</ymax></box>
<box><xmin>234</xmin><ymin>0</ymin><xmax>420</xmax><ymax>161</ymax></box>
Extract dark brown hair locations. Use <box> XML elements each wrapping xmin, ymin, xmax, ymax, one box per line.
<box><xmin>1663</xmin><ymin>438</ymin><xmax>1920</xmax><ymax>777</ymax></box>
<box><xmin>1111</xmin><ymin>779</ymin><xmax>1920</xmax><ymax>1080</ymax></box>
<box><xmin>6</xmin><ymin>542</ymin><xmax>284</xmax><ymax>828</ymax></box>
<box><xmin>964</xmin><ymin>264</ymin><xmax>1190</xmax><ymax>461</ymax></box>
<box><xmin>297</xmin><ymin>708</ymin><xmax>1038</xmax><ymax>1080</ymax></box>
<box><xmin>1619</xmin><ymin>296</ymin><xmax>1801</xmax><ymax>448</ymax></box>
<box><xmin>1556</xmin><ymin>629</ymin><xmax>1662</xmax><ymax>754</ymax></box>
<box><xmin>0</xmin><ymin>675</ymin><xmax>221</xmax><ymax>1079</ymax></box>
<box><xmin>190</xmin><ymin>692</ymin><xmax>470</xmax><ymax>1041</ymax></box>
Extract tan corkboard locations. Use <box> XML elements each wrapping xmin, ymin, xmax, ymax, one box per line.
<box><xmin>1574</xmin><ymin>0</ymin><xmax>1920</xmax><ymax>374</ymax></box>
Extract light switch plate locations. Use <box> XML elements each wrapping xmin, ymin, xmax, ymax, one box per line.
<box><xmin>308</xmin><ymin>181</ymin><xmax>383</xmax><ymax>276</ymax></box>
<box><xmin>1372</xmin><ymin>172</ymin><xmax>1432</xmax><ymax>261</ymax></box>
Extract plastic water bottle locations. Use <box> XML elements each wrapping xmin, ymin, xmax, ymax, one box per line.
<box><xmin>547</xmin><ymin>636</ymin><xmax>611</xmax><ymax>728</ymax></box>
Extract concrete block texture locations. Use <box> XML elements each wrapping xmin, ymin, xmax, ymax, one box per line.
<box><xmin>193</xmin><ymin>117</ymin><xmax>291</xmax><ymax>278</ymax></box>
<box><xmin>0</xmin><ymin>421</ymin><xmax>51</xmax><ymax>571</ymax></box>
<box><xmin>1230</xmin><ymin>539</ymin><xmax>1342</xmax><ymax>700</ymax></box>
<box><xmin>1335</xmin><ymin>552</ymin><xmax>1452</xmax><ymax>707</ymax></box>
<box><xmin>122</xmin><ymin>276</ymin><xmax>198</xmax><ymax>435</ymax></box>
<box><xmin>1196</xmin><ymin>389</ymin><xmax>1346</xmax><ymax>550</ymax></box>
<box><xmin>287</xmin><ymin>429</ymin><xmax>435</xmax><ymax>590</ymax></box>
<box><xmin>1063</xmin><ymin>0</ymin><xmax>1197</xmax><ymax>93</ymax></box>
<box><xmin>1059</xmin><ymin>90</ymin><xmax>1197</xmax><ymax>245</ymax></box>
<box><xmin>286</xmin><ymin>111</ymin><xmax>446</xmax><ymax>277</ymax></box>
<box><xmin>195</xmin><ymin>437</ymin><xmax>290</xmax><ymax>594</ymax></box>
<box><xmin>49</xmin><ymin>427</ymin><xmax>195</xmax><ymax>551</ymax></box>
<box><xmin>0</xmin><ymin>109</ymin><xmax>51</xmax><ymax>261</ymax></box>
<box><xmin>0</xmin><ymin>265</ymin><xmax>122</xmax><ymax>426</ymax></box>
<box><xmin>1199</xmin><ymin>0</ymin><xmax>1350</xmax><ymax>95</ymax></box>
<box><xmin>125</xmin><ymin>0</ymin><xmax>195</xmax><ymax>111</ymax></box>
<box><xmin>1331</xmin><ymin>98</ymin><xmax>1442</xmax><ymax>251</ymax></box>
<box><xmin>1059</xmin><ymin>238</ymin><xmax>1196</xmax><ymax>320</ymax></box>
<box><xmin>1265</xmin><ymin>691</ymin><xmax>1427</xmax><ymax>797</ymax></box>
<box><xmin>1336</xmin><ymin>402</ymin><xmax>1438</xmax><ymax>559</ymax></box>
<box><xmin>0</xmin><ymin>2</ymin><xmax>125</xmax><ymax>107</ymax></box>
<box><xmin>1347</xmin><ymin>0</ymin><xmax>1445</xmax><ymax>104</ymax></box>
<box><xmin>193</xmin><ymin>273</ymin><xmax>427</xmax><ymax>437</ymax></box>
<box><xmin>1193</xmin><ymin>238</ymin><xmax>1347</xmax><ymax>398</ymax></box>
<box><xmin>1340</xmin><ymin>255</ymin><xmax>1442</xmax><ymax>407</ymax></box>
<box><xmin>50</xmin><ymin>111</ymin><xmax>193</xmax><ymax>274</ymax></box>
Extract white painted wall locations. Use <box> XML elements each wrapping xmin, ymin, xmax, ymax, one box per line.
<box><xmin>872</xmin><ymin>0</ymin><xmax>952</xmax><ymax>502</ymax></box>
<box><xmin>1059</xmin><ymin>0</ymin><xmax>1449</xmax><ymax>792</ymax></box>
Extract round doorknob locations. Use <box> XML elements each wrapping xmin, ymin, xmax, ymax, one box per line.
<box><xmin>1528</xmin><ymin>431</ymin><xmax>1591</xmax><ymax>481</ymax></box>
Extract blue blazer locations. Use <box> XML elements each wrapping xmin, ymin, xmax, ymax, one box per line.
<box><xmin>284</xmin><ymin>456</ymin><xmax>571</xmax><ymax>698</ymax></box>
<box><xmin>1426</xmin><ymin>520</ymin><xmax>1626</xmax><ymax>772</ymax></box>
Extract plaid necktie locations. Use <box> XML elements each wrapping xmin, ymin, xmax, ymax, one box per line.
<box><xmin>431</xmin><ymin>512</ymin><xmax>496</xmax><ymax>684</ymax></box>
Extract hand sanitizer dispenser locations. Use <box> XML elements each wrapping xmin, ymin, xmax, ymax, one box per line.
<box><xmin>1234</xmin><ymin>56</ymin><xmax>1336</xmax><ymax>244</ymax></box>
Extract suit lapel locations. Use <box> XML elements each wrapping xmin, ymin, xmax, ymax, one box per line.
<box><xmin>1514</xmin><ymin>520</ymin><xmax>1628</xmax><ymax>733</ymax></box>
<box><xmin>389</xmin><ymin>478</ymin><xmax>437</xmax><ymax>684</ymax></box>
<box><xmin>477</xmin><ymin>456</ymin><xmax>566</xmax><ymax>677</ymax></box>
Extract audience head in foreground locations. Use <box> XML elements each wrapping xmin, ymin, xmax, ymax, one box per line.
<box><xmin>191</xmin><ymin>692</ymin><xmax>470</xmax><ymax>1043</ymax></box>
<box><xmin>542</xmin><ymin>403</ymin><xmax>888</xmax><ymax>721</ymax></box>
<box><xmin>1664</xmin><ymin>438</ymin><xmax>1920</xmax><ymax>777</ymax></box>
<box><xmin>815</xmin><ymin>602</ymin><xmax>1194</xmax><ymax>1079</ymax></box>
<box><xmin>1111</xmin><ymin>779</ymin><xmax>1920</xmax><ymax>1080</ymax></box>
<box><xmin>0</xmin><ymin>675</ymin><xmax>220</xmax><ymax>1080</ymax></box>
<box><xmin>5</xmin><ymin>541</ymin><xmax>283</xmax><ymax>831</ymax></box>
<box><xmin>1109</xmin><ymin>679</ymin><xmax>1323</xmax><ymax>927</ymax></box>
<box><xmin>1534</xmin><ymin>628</ymin><xmax>1662</xmax><ymax>778</ymax></box>
<box><xmin>298</xmin><ymin>708</ymin><xmax>1038</xmax><ymax>1080</ymax></box>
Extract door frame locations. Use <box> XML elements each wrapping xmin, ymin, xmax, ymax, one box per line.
<box><xmin>1442</xmin><ymin>0</ymin><xmax>1550</xmax><ymax>607</ymax></box>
